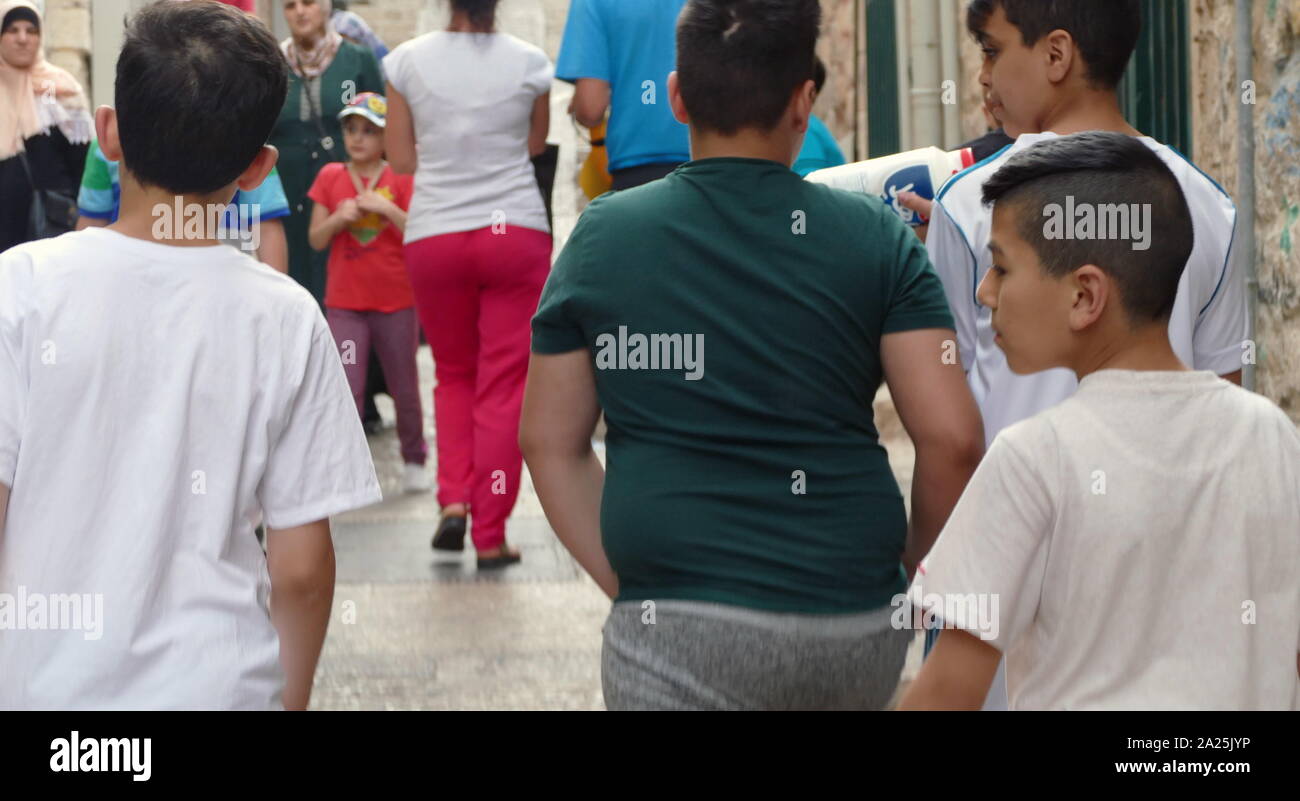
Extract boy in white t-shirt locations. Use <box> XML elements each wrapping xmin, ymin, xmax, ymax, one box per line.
<box><xmin>0</xmin><ymin>2</ymin><xmax>380</xmax><ymax>709</ymax></box>
<box><xmin>899</xmin><ymin>131</ymin><xmax>1300</xmax><ymax>711</ymax></box>
<box><xmin>900</xmin><ymin>0</ymin><xmax>1249</xmax><ymax>709</ymax></box>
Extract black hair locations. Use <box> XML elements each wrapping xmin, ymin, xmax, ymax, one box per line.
<box><xmin>2</xmin><ymin>6</ymin><xmax>40</xmax><ymax>32</ymax></box>
<box><xmin>966</xmin><ymin>0</ymin><xmax>1140</xmax><ymax>89</ymax></box>
<box><xmin>813</xmin><ymin>55</ymin><xmax>826</xmax><ymax>96</ymax></box>
<box><xmin>981</xmin><ymin>131</ymin><xmax>1193</xmax><ymax>323</ymax></box>
<box><xmin>115</xmin><ymin>0</ymin><xmax>287</xmax><ymax>195</ymax></box>
<box><xmin>451</xmin><ymin>0</ymin><xmax>497</xmax><ymax>30</ymax></box>
<box><xmin>676</xmin><ymin>0</ymin><xmax>821</xmax><ymax>135</ymax></box>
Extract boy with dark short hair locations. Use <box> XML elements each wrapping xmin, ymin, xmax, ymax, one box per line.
<box><xmin>0</xmin><ymin>0</ymin><xmax>380</xmax><ymax>710</ymax></box>
<box><xmin>900</xmin><ymin>132</ymin><xmax>1300</xmax><ymax>710</ymax></box>
<box><xmin>522</xmin><ymin>0</ymin><xmax>983</xmax><ymax>710</ymax></box>
<box><xmin>929</xmin><ymin>1</ymin><xmax>1246</xmax><ymax>445</ymax></box>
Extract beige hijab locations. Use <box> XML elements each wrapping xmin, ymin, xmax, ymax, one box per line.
<box><xmin>0</xmin><ymin>0</ymin><xmax>92</xmax><ymax>160</ymax></box>
<box><xmin>281</xmin><ymin>0</ymin><xmax>341</xmax><ymax>79</ymax></box>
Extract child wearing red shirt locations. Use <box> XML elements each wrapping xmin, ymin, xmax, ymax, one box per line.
<box><xmin>308</xmin><ymin>92</ymin><xmax>428</xmax><ymax>493</ymax></box>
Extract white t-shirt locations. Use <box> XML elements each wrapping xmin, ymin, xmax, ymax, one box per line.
<box><xmin>384</xmin><ymin>31</ymin><xmax>553</xmax><ymax>242</ymax></box>
<box><xmin>0</xmin><ymin>228</ymin><xmax>382</xmax><ymax>710</ymax></box>
<box><xmin>928</xmin><ymin>133</ymin><xmax>1248</xmax><ymax>446</ymax></box>
<box><xmin>913</xmin><ymin>370</ymin><xmax>1300</xmax><ymax>710</ymax></box>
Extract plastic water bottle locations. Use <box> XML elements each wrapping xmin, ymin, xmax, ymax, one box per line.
<box><xmin>805</xmin><ymin>146</ymin><xmax>976</xmax><ymax>226</ymax></box>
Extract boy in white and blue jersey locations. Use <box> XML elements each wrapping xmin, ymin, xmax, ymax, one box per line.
<box><xmin>929</xmin><ymin>0</ymin><xmax>1246</xmax><ymax>449</ymax></box>
<box><xmin>912</xmin><ymin>0</ymin><xmax>1249</xmax><ymax>708</ymax></box>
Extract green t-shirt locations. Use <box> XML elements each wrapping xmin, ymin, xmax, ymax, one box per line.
<box><xmin>532</xmin><ymin>157</ymin><xmax>955</xmax><ymax>614</ymax></box>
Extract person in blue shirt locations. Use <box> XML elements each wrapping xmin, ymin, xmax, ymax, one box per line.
<box><xmin>793</xmin><ymin>57</ymin><xmax>847</xmax><ymax>177</ymax></box>
<box><xmin>557</xmin><ymin>0</ymin><xmax>691</xmax><ymax>190</ymax></box>
<box><xmin>75</xmin><ymin>138</ymin><xmax>291</xmax><ymax>272</ymax></box>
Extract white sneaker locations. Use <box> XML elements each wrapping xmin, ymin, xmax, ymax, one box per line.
<box><xmin>402</xmin><ymin>463</ymin><xmax>431</xmax><ymax>494</ymax></box>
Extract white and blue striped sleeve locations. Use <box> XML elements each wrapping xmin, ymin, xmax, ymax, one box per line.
<box><xmin>925</xmin><ymin>198</ymin><xmax>981</xmax><ymax>374</ymax></box>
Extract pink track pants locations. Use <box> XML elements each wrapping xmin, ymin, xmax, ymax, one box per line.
<box><xmin>404</xmin><ymin>225</ymin><xmax>552</xmax><ymax>551</ymax></box>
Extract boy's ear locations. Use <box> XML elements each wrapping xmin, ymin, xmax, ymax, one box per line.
<box><xmin>1068</xmin><ymin>264</ymin><xmax>1109</xmax><ymax>332</ymax></box>
<box><xmin>95</xmin><ymin>106</ymin><xmax>122</xmax><ymax>162</ymax></box>
<box><xmin>790</xmin><ymin>78</ymin><xmax>815</xmax><ymax>134</ymax></box>
<box><xmin>667</xmin><ymin>71</ymin><xmax>691</xmax><ymax>126</ymax></box>
<box><xmin>1044</xmin><ymin>28</ymin><xmax>1076</xmax><ymax>85</ymax></box>
<box><xmin>236</xmin><ymin>145</ymin><xmax>279</xmax><ymax>192</ymax></box>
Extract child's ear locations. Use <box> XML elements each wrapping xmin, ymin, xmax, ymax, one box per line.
<box><xmin>236</xmin><ymin>145</ymin><xmax>279</xmax><ymax>192</ymax></box>
<box><xmin>1068</xmin><ymin>264</ymin><xmax>1109</xmax><ymax>331</ymax></box>
<box><xmin>667</xmin><ymin>71</ymin><xmax>691</xmax><ymax>126</ymax></box>
<box><xmin>1044</xmin><ymin>28</ymin><xmax>1075</xmax><ymax>85</ymax></box>
<box><xmin>96</xmin><ymin>106</ymin><xmax>123</xmax><ymax>161</ymax></box>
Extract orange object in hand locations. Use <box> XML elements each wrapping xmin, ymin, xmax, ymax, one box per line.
<box><xmin>579</xmin><ymin>119</ymin><xmax>612</xmax><ymax>200</ymax></box>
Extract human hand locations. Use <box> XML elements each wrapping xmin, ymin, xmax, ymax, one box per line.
<box><xmin>897</xmin><ymin>191</ymin><xmax>934</xmax><ymax>243</ymax></box>
<box><xmin>336</xmin><ymin>197</ymin><xmax>362</xmax><ymax>224</ymax></box>
<box><xmin>355</xmin><ymin>191</ymin><xmax>389</xmax><ymax>216</ymax></box>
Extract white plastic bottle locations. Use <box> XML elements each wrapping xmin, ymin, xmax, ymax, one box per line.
<box><xmin>805</xmin><ymin>146</ymin><xmax>976</xmax><ymax>226</ymax></box>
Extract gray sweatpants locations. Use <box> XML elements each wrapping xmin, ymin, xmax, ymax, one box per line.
<box><xmin>602</xmin><ymin>599</ymin><xmax>909</xmax><ymax>711</ymax></box>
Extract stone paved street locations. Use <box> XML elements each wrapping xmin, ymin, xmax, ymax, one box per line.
<box><xmin>309</xmin><ymin>66</ymin><xmax>618</xmax><ymax>709</ymax></box>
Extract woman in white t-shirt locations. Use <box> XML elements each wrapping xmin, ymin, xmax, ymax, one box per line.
<box><xmin>384</xmin><ymin>0</ymin><xmax>552</xmax><ymax>569</ymax></box>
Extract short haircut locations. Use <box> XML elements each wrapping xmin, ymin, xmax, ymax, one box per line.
<box><xmin>451</xmin><ymin>0</ymin><xmax>497</xmax><ymax>29</ymax></box>
<box><xmin>966</xmin><ymin>0</ymin><xmax>1141</xmax><ymax>89</ymax></box>
<box><xmin>115</xmin><ymin>1</ymin><xmax>287</xmax><ymax>195</ymax></box>
<box><xmin>981</xmin><ymin>131</ymin><xmax>1193</xmax><ymax>323</ymax></box>
<box><xmin>676</xmin><ymin>0</ymin><xmax>820</xmax><ymax>135</ymax></box>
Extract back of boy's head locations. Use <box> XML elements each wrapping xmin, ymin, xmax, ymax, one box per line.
<box><xmin>676</xmin><ymin>0</ymin><xmax>821</xmax><ymax>135</ymax></box>
<box><xmin>981</xmin><ymin>131</ymin><xmax>1193</xmax><ymax>324</ymax></box>
<box><xmin>116</xmin><ymin>1</ymin><xmax>287</xmax><ymax>195</ymax></box>
<box><xmin>450</xmin><ymin>0</ymin><xmax>498</xmax><ymax>29</ymax></box>
<box><xmin>966</xmin><ymin>0</ymin><xmax>1140</xmax><ymax>89</ymax></box>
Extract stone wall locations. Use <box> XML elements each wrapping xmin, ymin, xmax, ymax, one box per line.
<box><xmin>1191</xmin><ymin>0</ymin><xmax>1300</xmax><ymax>420</ymax></box>
<box><xmin>43</xmin><ymin>0</ymin><xmax>91</xmax><ymax>92</ymax></box>
<box><xmin>819</xmin><ymin>0</ymin><xmax>859</xmax><ymax>160</ymax></box>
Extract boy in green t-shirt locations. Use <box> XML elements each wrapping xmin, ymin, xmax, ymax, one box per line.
<box><xmin>521</xmin><ymin>0</ymin><xmax>984</xmax><ymax>710</ymax></box>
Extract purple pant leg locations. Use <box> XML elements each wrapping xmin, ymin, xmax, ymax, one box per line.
<box><xmin>326</xmin><ymin>307</ymin><xmax>370</xmax><ymax>417</ymax></box>
<box><xmin>367</xmin><ymin>307</ymin><xmax>428</xmax><ymax>466</ymax></box>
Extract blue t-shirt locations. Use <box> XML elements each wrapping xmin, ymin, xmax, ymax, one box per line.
<box><xmin>556</xmin><ymin>0</ymin><xmax>690</xmax><ymax>172</ymax></box>
<box><xmin>76</xmin><ymin>140</ymin><xmax>291</xmax><ymax>225</ymax></box>
<box><xmin>793</xmin><ymin>115</ymin><xmax>847</xmax><ymax>177</ymax></box>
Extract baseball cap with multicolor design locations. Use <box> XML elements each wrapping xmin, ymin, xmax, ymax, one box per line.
<box><xmin>338</xmin><ymin>92</ymin><xmax>388</xmax><ymax>128</ymax></box>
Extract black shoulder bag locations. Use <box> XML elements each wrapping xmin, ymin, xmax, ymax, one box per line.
<box><xmin>17</xmin><ymin>150</ymin><xmax>77</xmax><ymax>240</ymax></box>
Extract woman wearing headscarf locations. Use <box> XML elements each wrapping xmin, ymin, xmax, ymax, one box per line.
<box><xmin>0</xmin><ymin>0</ymin><xmax>91</xmax><ymax>252</ymax></box>
<box><xmin>270</xmin><ymin>0</ymin><xmax>382</xmax><ymax>304</ymax></box>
